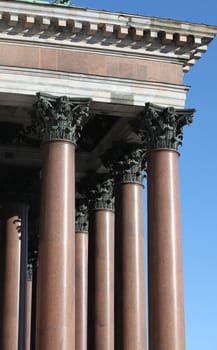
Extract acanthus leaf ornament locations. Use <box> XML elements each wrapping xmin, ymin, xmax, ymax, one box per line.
<box><xmin>89</xmin><ymin>176</ymin><xmax>114</xmax><ymax>210</ymax></box>
<box><xmin>102</xmin><ymin>142</ymin><xmax>147</xmax><ymax>184</ymax></box>
<box><xmin>78</xmin><ymin>174</ymin><xmax>115</xmax><ymax>211</ymax></box>
<box><xmin>27</xmin><ymin>264</ymin><xmax>33</xmax><ymax>281</ymax></box>
<box><xmin>75</xmin><ymin>200</ymin><xmax>89</xmax><ymax>233</ymax></box>
<box><xmin>31</xmin><ymin>93</ymin><xmax>91</xmax><ymax>144</ymax></box>
<box><xmin>132</xmin><ymin>103</ymin><xmax>195</xmax><ymax>150</ymax></box>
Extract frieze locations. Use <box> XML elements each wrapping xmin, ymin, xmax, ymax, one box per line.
<box><xmin>31</xmin><ymin>93</ymin><xmax>91</xmax><ymax>144</ymax></box>
<box><xmin>132</xmin><ymin>103</ymin><xmax>195</xmax><ymax>150</ymax></box>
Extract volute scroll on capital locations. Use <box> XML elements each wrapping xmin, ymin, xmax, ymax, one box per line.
<box><xmin>30</xmin><ymin>92</ymin><xmax>91</xmax><ymax>144</ymax></box>
<box><xmin>102</xmin><ymin>142</ymin><xmax>147</xmax><ymax>185</ymax></box>
<box><xmin>132</xmin><ymin>103</ymin><xmax>195</xmax><ymax>151</ymax></box>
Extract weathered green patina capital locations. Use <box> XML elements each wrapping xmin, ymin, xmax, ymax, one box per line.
<box><xmin>78</xmin><ymin>174</ymin><xmax>115</xmax><ymax>211</ymax></box>
<box><xmin>27</xmin><ymin>264</ymin><xmax>33</xmax><ymax>281</ymax></box>
<box><xmin>31</xmin><ymin>92</ymin><xmax>91</xmax><ymax>144</ymax></box>
<box><xmin>102</xmin><ymin>142</ymin><xmax>147</xmax><ymax>184</ymax></box>
<box><xmin>75</xmin><ymin>200</ymin><xmax>89</xmax><ymax>233</ymax></box>
<box><xmin>132</xmin><ymin>103</ymin><xmax>195</xmax><ymax>151</ymax></box>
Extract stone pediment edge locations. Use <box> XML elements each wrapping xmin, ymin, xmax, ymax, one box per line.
<box><xmin>0</xmin><ymin>1</ymin><xmax>217</xmax><ymax>72</ymax></box>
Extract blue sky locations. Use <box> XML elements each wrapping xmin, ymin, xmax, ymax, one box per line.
<box><xmin>51</xmin><ymin>0</ymin><xmax>217</xmax><ymax>348</ymax></box>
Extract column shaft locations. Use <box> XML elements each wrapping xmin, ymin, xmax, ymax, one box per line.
<box><xmin>26</xmin><ymin>276</ymin><xmax>32</xmax><ymax>350</ymax></box>
<box><xmin>75</xmin><ymin>232</ymin><xmax>88</xmax><ymax>350</ymax></box>
<box><xmin>148</xmin><ymin>149</ymin><xmax>185</xmax><ymax>350</ymax></box>
<box><xmin>36</xmin><ymin>140</ymin><xmax>75</xmax><ymax>350</ymax></box>
<box><xmin>18</xmin><ymin>206</ymin><xmax>28</xmax><ymax>350</ymax></box>
<box><xmin>88</xmin><ymin>209</ymin><xmax>114</xmax><ymax>350</ymax></box>
<box><xmin>30</xmin><ymin>263</ymin><xmax>38</xmax><ymax>350</ymax></box>
<box><xmin>115</xmin><ymin>183</ymin><xmax>147</xmax><ymax>350</ymax></box>
<box><xmin>0</xmin><ymin>205</ymin><xmax>21</xmax><ymax>350</ymax></box>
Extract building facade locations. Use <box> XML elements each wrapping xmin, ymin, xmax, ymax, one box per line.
<box><xmin>0</xmin><ymin>1</ymin><xmax>216</xmax><ymax>349</ymax></box>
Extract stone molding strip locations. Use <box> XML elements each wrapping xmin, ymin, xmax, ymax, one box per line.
<box><xmin>0</xmin><ymin>1</ymin><xmax>216</xmax><ymax>72</ymax></box>
<box><xmin>0</xmin><ymin>67</ymin><xmax>188</xmax><ymax>110</ymax></box>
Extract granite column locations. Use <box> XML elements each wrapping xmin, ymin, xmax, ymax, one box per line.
<box><xmin>26</xmin><ymin>264</ymin><xmax>33</xmax><ymax>350</ymax></box>
<box><xmin>134</xmin><ymin>103</ymin><xmax>195</xmax><ymax>350</ymax></box>
<box><xmin>75</xmin><ymin>202</ymin><xmax>89</xmax><ymax>350</ymax></box>
<box><xmin>31</xmin><ymin>93</ymin><xmax>90</xmax><ymax>350</ymax></box>
<box><xmin>0</xmin><ymin>203</ymin><xmax>22</xmax><ymax>350</ymax></box>
<box><xmin>87</xmin><ymin>175</ymin><xmax>115</xmax><ymax>350</ymax></box>
<box><xmin>103</xmin><ymin>143</ymin><xmax>147</xmax><ymax>350</ymax></box>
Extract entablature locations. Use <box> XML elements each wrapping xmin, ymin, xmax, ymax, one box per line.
<box><xmin>0</xmin><ymin>1</ymin><xmax>216</xmax><ymax>72</ymax></box>
<box><xmin>0</xmin><ymin>67</ymin><xmax>189</xmax><ymax>113</ymax></box>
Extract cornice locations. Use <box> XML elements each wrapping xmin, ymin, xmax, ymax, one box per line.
<box><xmin>0</xmin><ymin>1</ymin><xmax>216</xmax><ymax>72</ymax></box>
